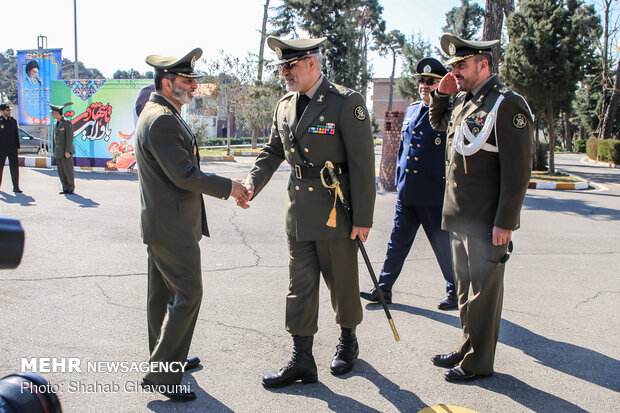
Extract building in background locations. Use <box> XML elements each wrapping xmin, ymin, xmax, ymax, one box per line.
<box><xmin>370</xmin><ymin>78</ymin><xmax>410</xmax><ymax>139</ymax></box>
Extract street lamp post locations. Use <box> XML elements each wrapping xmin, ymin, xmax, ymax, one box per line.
<box><xmin>73</xmin><ymin>0</ymin><xmax>78</xmax><ymax>79</ymax></box>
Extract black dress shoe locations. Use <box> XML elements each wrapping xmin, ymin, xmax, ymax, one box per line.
<box><xmin>184</xmin><ymin>356</ymin><xmax>200</xmax><ymax>371</ymax></box>
<box><xmin>437</xmin><ymin>294</ymin><xmax>458</xmax><ymax>310</ymax></box>
<box><xmin>66</xmin><ymin>190</ymin><xmax>75</xmax><ymax>194</ymax></box>
<box><xmin>141</xmin><ymin>379</ymin><xmax>196</xmax><ymax>401</ymax></box>
<box><xmin>444</xmin><ymin>366</ymin><xmax>492</xmax><ymax>382</ymax></box>
<box><xmin>431</xmin><ymin>351</ymin><xmax>463</xmax><ymax>368</ymax></box>
<box><xmin>13</xmin><ymin>188</ymin><xmax>22</xmax><ymax>193</ymax></box>
<box><xmin>59</xmin><ymin>190</ymin><xmax>67</xmax><ymax>194</ymax></box>
<box><xmin>360</xmin><ymin>287</ymin><xmax>392</xmax><ymax>304</ymax></box>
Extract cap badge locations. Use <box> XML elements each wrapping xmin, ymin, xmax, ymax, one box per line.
<box><xmin>354</xmin><ymin>105</ymin><xmax>366</xmax><ymax>121</ymax></box>
<box><xmin>274</xmin><ymin>46</ymin><xmax>282</xmax><ymax>58</ymax></box>
<box><xmin>513</xmin><ymin>114</ymin><xmax>527</xmax><ymax>129</ymax></box>
<box><xmin>190</xmin><ymin>56</ymin><xmax>196</xmax><ymax>69</ymax></box>
<box><xmin>449</xmin><ymin>43</ymin><xmax>456</xmax><ymax>56</ymax></box>
<box><xmin>423</xmin><ymin>65</ymin><xmax>431</xmax><ymax>74</ymax></box>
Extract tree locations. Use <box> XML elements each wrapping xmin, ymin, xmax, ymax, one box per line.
<box><xmin>502</xmin><ymin>0</ymin><xmax>601</xmax><ymax>174</ymax></box>
<box><xmin>442</xmin><ymin>0</ymin><xmax>485</xmax><ymax>39</ymax></box>
<box><xmin>396</xmin><ymin>32</ymin><xmax>433</xmax><ymax>101</ymax></box>
<box><xmin>61</xmin><ymin>59</ymin><xmax>104</xmax><ymax>79</ymax></box>
<box><xmin>112</xmin><ymin>68</ymin><xmax>148</xmax><ymax>79</ymax></box>
<box><xmin>482</xmin><ymin>0</ymin><xmax>515</xmax><ymax>69</ymax></box>
<box><xmin>269</xmin><ymin>0</ymin><xmax>384</xmax><ymax>92</ymax></box>
<box><xmin>0</xmin><ymin>49</ymin><xmax>17</xmax><ymax>103</ymax></box>
<box><xmin>373</xmin><ymin>29</ymin><xmax>405</xmax><ymax>111</ymax></box>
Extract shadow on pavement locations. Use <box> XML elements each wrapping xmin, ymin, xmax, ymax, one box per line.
<box><xmin>523</xmin><ymin>193</ymin><xmax>620</xmax><ymax>220</ymax></box>
<box><xmin>146</xmin><ymin>373</ymin><xmax>234</xmax><ymax>412</ymax></box>
<box><xmin>33</xmin><ymin>168</ymin><xmax>139</xmax><ymax>182</ymax></box>
<box><xmin>480</xmin><ymin>373</ymin><xmax>588</xmax><ymax>412</ymax></box>
<box><xmin>62</xmin><ymin>192</ymin><xmax>100</xmax><ymax>208</ymax></box>
<box><xmin>367</xmin><ymin>303</ymin><xmax>620</xmax><ymax>393</ymax></box>
<box><xmin>0</xmin><ymin>191</ymin><xmax>36</xmax><ymax>206</ymax></box>
<box><xmin>355</xmin><ymin>359</ymin><xmax>427</xmax><ymax>412</ymax></box>
<box><xmin>269</xmin><ymin>380</ymin><xmax>382</xmax><ymax>413</ymax></box>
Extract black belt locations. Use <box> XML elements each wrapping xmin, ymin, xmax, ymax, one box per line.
<box><xmin>292</xmin><ymin>162</ymin><xmax>348</xmax><ymax>179</ymax></box>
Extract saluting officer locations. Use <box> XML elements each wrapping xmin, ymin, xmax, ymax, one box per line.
<box><xmin>51</xmin><ymin>104</ymin><xmax>75</xmax><ymax>194</ymax></box>
<box><xmin>135</xmin><ymin>48</ymin><xmax>249</xmax><ymax>401</ymax></box>
<box><xmin>428</xmin><ymin>34</ymin><xmax>533</xmax><ymax>382</ymax></box>
<box><xmin>244</xmin><ymin>36</ymin><xmax>376</xmax><ymax>388</ymax></box>
<box><xmin>360</xmin><ymin>57</ymin><xmax>456</xmax><ymax>310</ymax></box>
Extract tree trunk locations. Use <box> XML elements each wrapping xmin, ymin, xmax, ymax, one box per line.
<box><xmin>387</xmin><ymin>52</ymin><xmax>396</xmax><ymax>111</ymax></box>
<box><xmin>601</xmin><ymin>56</ymin><xmax>620</xmax><ymax>139</ymax></box>
<box><xmin>564</xmin><ymin>112</ymin><xmax>573</xmax><ymax>152</ymax></box>
<box><xmin>547</xmin><ymin>105</ymin><xmax>556</xmax><ymax>175</ymax></box>
<box><xmin>253</xmin><ymin>0</ymin><xmax>270</xmax><ymax>150</ymax></box>
<box><xmin>482</xmin><ymin>0</ymin><xmax>514</xmax><ymax>71</ymax></box>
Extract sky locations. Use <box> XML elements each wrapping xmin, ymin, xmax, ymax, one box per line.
<box><xmin>2</xmin><ymin>0</ymin><xmax>486</xmax><ymax>80</ymax></box>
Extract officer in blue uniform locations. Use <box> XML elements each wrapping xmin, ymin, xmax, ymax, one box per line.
<box><xmin>361</xmin><ymin>58</ymin><xmax>456</xmax><ymax>310</ymax></box>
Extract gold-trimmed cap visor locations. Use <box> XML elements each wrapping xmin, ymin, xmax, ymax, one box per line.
<box><xmin>440</xmin><ymin>33</ymin><xmax>499</xmax><ymax>65</ymax></box>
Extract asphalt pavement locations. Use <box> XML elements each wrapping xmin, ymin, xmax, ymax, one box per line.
<box><xmin>0</xmin><ymin>152</ymin><xmax>618</xmax><ymax>412</ymax></box>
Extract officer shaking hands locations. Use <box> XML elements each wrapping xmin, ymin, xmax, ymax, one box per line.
<box><xmin>361</xmin><ymin>57</ymin><xmax>456</xmax><ymax>310</ymax></box>
<box><xmin>429</xmin><ymin>34</ymin><xmax>533</xmax><ymax>382</ymax></box>
<box><xmin>243</xmin><ymin>36</ymin><xmax>376</xmax><ymax>388</ymax></box>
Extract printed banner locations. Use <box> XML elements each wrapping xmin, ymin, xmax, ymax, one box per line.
<box><xmin>17</xmin><ymin>49</ymin><xmax>63</xmax><ymax>125</ymax></box>
<box><xmin>51</xmin><ymin>79</ymin><xmax>154</xmax><ymax>168</ymax></box>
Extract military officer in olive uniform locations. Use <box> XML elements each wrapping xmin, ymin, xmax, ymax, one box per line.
<box><xmin>51</xmin><ymin>104</ymin><xmax>75</xmax><ymax>194</ymax></box>
<box><xmin>428</xmin><ymin>34</ymin><xmax>533</xmax><ymax>382</ymax></box>
<box><xmin>0</xmin><ymin>104</ymin><xmax>22</xmax><ymax>193</ymax></box>
<box><xmin>135</xmin><ymin>48</ymin><xmax>250</xmax><ymax>401</ymax></box>
<box><xmin>361</xmin><ymin>57</ymin><xmax>456</xmax><ymax>310</ymax></box>
<box><xmin>243</xmin><ymin>36</ymin><xmax>375</xmax><ymax>388</ymax></box>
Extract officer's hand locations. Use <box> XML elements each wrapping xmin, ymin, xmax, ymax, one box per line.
<box><xmin>351</xmin><ymin>226</ymin><xmax>371</xmax><ymax>243</ymax></box>
<box><xmin>438</xmin><ymin>72</ymin><xmax>458</xmax><ymax>95</ymax></box>
<box><xmin>231</xmin><ymin>179</ymin><xmax>250</xmax><ymax>206</ymax></box>
<box><xmin>64</xmin><ymin>152</ymin><xmax>71</xmax><ymax>159</ymax></box>
<box><xmin>492</xmin><ymin>225</ymin><xmax>512</xmax><ymax>246</ymax></box>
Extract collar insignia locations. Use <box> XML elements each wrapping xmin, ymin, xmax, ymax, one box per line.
<box><xmin>317</xmin><ymin>94</ymin><xmax>324</xmax><ymax>103</ymax></box>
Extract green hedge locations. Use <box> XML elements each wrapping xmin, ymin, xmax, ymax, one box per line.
<box><xmin>573</xmin><ymin>139</ymin><xmax>587</xmax><ymax>153</ymax></box>
<box><xmin>597</xmin><ymin>139</ymin><xmax>620</xmax><ymax>164</ymax></box>
<box><xmin>203</xmin><ymin>137</ymin><xmax>269</xmax><ymax>147</ymax></box>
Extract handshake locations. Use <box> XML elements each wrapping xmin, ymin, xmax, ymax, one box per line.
<box><xmin>230</xmin><ymin>178</ymin><xmax>255</xmax><ymax>209</ymax></box>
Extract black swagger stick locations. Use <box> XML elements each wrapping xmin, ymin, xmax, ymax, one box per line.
<box><xmin>320</xmin><ymin>161</ymin><xmax>400</xmax><ymax>341</ymax></box>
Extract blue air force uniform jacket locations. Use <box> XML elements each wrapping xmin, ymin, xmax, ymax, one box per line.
<box><xmin>396</xmin><ymin>102</ymin><xmax>446</xmax><ymax>206</ymax></box>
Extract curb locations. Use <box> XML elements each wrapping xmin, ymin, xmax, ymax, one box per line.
<box><xmin>528</xmin><ymin>181</ymin><xmax>589</xmax><ymax>190</ymax></box>
<box><xmin>199</xmin><ymin>155</ymin><xmax>235</xmax><ymax>162</ymax></box>
<box><xmin>584</xmin><ymin>157</ymin><xmax>619</xmax><ymax>169</ymax></box>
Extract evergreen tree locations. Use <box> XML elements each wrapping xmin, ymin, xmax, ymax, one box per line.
<box><xmin>396</xmin><ymin>32</ymin><xmax>433</xmax><ymax>101</ymax></box>
<box><xmin>61</xmin><ymin>59</ymin><xmax>104</xmax><ymax>79</ymax></box>
<box><xmin>269</xmin><ymin>0</ymin><xmax>384</xmax><ymax>92</ymax></box>
<box><xmin>502</xmin><ymin>0</ymin><xmax>600</xmax><ymax>174</ymax></box>
<box><xmin>373</xmin><ymin>29</ymin><xmax>405</xmax><ymax>111</ymax></box>
<box><xmin>442</xmin><ymin>0</ymin><xmax>485</xmax><ymax>39</ymax></box>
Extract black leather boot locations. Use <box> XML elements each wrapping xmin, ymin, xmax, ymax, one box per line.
<box><xmin>330</xmin><ymin>327</ymin><xmax>359</xmax><ymax>375</ymax></box>
<box><xmin>262</xmin><ymin>335</ymin><xmax>318</xmax><ymax>388</ymax></box>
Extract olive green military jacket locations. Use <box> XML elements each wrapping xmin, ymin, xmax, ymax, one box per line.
<box><xmin>429</xmin><ymin>75</ymin><xmax>533</xmax><ymax>237</ymax></box>
<box><xmin>135</xmin><ymin>93</ymin><xmax>232</xmax><ymax>247</ymax></box>
<box><xmin>53</xmin><ymin>117</ymin><xmax>74</xmax><ymax>157</ymax></box>
<box><xmin>248</xmin><ymin>76</ymin><xmax>376</xmax><ymax>241</ymax></box>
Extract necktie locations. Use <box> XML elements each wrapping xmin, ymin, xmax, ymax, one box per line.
<box><xmin>296</xmin><ymin>94</ymin><xmax>311</xmax><ymax>118</ymax></box>
<box><xmin>464</xmin><ymin>92</ymin><xmax>473</xmax><ymax>103</ymax></box>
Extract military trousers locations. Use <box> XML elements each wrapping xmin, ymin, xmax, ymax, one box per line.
<box><xmin>286</xmin><ymin>235</ymin><xmax>363</xmax><ymax>336</ymax></box>
<box><xmin>379</xmin><ymin>201</ymin><xmax>455</xmax><ymax>295</ymax></box>
<box><xmin>0</xmin><ymin>148</ymin><xmax>19</xmax><ymax>190</ymax></box>
<box><xmin>450</xmin><ymin>231</ymin><xmax>508</xmax><ymax>375</ymax></box>
<box><xmin>56</xmin><ymin>154</ymin><xmax>75</xmax><ymax>192</ymax></box>
<box><xmin>144</xmin><ymin>243</ymin><xmax>202</xmax><ymax>384</ymax></box>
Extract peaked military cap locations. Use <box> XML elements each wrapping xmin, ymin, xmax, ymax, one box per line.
<box><xmin>414</xmin><ymin>57</ymin><xmax>447</xmax><ymax>79</ymax></box>
<box><xmin>145</xmin><ymin>48</ymin><xmax>205</xmax><ymax>78</ymax></box>
<box><xmin>440</xmin><ymin>33</ymin><xmax>499</xmax><ymax>65</ymax></box>
<box><xmin>266</xmin><ymin>36</ymin><xmax>327</xmax><ymax>66</ymax></box>
<box><xmin>50</xmin><ymin>103</ymin><xmax>72</xmax><ymax>113</ymax></box>
<box><xmin>0</xmin><ymin>104</ymin><xmax>10</xmax><ymax>110</ymax></box>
